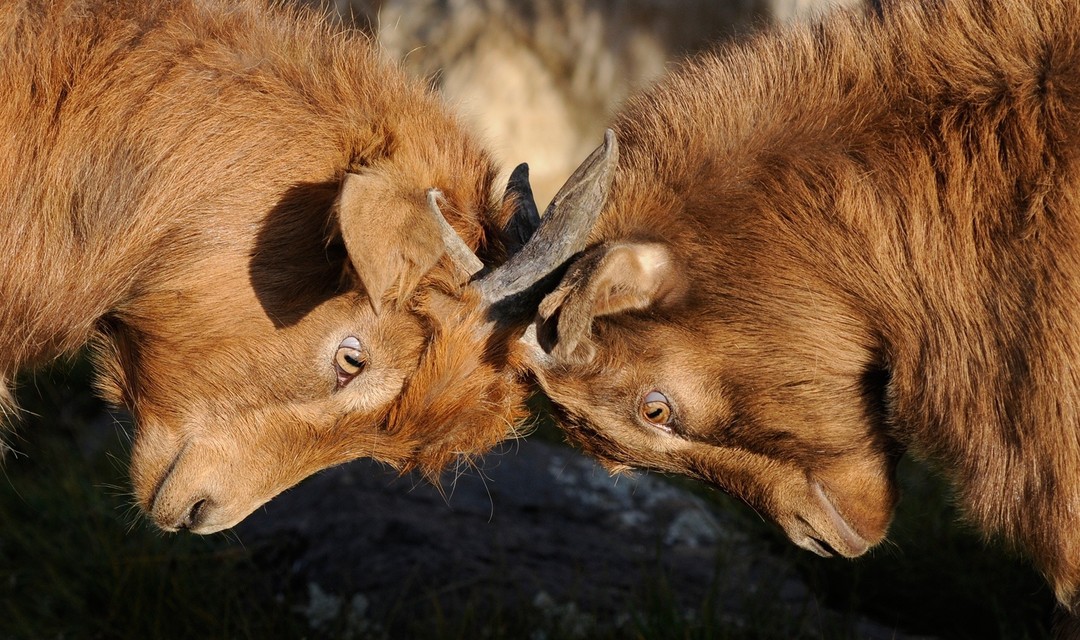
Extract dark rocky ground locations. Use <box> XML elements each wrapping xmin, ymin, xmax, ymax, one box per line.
<box><xmin>5</xmin><ymin>366</ymin><xmax>1053</xmax><ymax>638</ymax></box>
<box><xmin>235</xmin><ymin>435</ymin><xmax>933</xmax><ymax>639</ymax></box>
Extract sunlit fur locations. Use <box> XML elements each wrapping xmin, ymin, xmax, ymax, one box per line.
<box><xmin>0</xmin><ymin>0</ymin><xmax>527</xmax><ymax>532</ymax></box>
<box><xmin>387</xmin><ymin>286</ymin><xmax>530</xmax><ymax>481</ymax></box>
<box><xmin>532</xmin><ymin>0</ymin><xmax>1080</xmax><ymax>612</ymax></box>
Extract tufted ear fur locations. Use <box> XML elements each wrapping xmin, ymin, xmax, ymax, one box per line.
<box><xmin>336</xmin><ymin>171</ymin><xmax>447</xmax><ymax>314</ymax></box>
<box><xmin>537</xmin><ymin>242</ymin><xmax>680</xmax><ymax>365</ymax></box>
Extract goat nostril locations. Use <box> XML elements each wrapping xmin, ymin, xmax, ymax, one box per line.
<box><xmin>177</xmin><ymin>498</ymin><xmax>208</xmax><ymax>531</ymax></box>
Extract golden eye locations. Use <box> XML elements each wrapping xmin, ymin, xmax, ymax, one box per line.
<box><xmin>640</xmin><ymin>390</ymin><xmax>673</xmax><ymax>428</ymax></box>
<box><xmin>334</xmin><ymin>336</ymin><xmax>365</xmax><ymax>384</ymax></box>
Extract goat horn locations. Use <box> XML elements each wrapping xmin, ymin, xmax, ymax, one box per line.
<box><xmin>502</xmin><ymin>163</ymin><xmax>542</xmax><ymax>256</ymax></box>
<box><xmin>475</xmin><ymin>128</ymin><xmax>618</xmax><ymax>318</ymax></box>
<box><xmin>426</xmin><ymin>188</ymin><xmax>484</xmax><ymax>277</ymax></box>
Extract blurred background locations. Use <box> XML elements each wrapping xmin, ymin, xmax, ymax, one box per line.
<box><xmin>0</xmin><ymin>1</ymin><xmax>1057</xmax><ymax>638</ymax></box>
<box><xmin>308</xmin><ymin>0</ymin><xmax>864</xmax><ymax>206</ymax></box>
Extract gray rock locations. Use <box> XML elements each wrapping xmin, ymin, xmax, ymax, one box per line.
<box><xmin>235</xmin><ymin>437</ymin><xmax>931</xmax><ymax>638</ymax></box>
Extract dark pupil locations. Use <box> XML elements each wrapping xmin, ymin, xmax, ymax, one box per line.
<box><xmin>344</xmin><ymin>353</ymin><xmax>364</xmax><ymax>369</ymax></box>
<box><xmin>646</xmin><ymin>406</ymin><xmax>664</xmax><ymax>420</ymax></box>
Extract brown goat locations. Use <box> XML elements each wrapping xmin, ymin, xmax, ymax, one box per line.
<box><xmin>526</xmin><ymin>0</ymin><xmax>1080</xmax><ymax>616</ymax></box>
<box><xmin>0</xmin><ymin>0</ymin><xmax>599</xmax><ymax>535</ymax></box>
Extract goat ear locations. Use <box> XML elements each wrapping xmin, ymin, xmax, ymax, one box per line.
<box><xmin>537</xmin><ymin>242</ymin><xmax>678</xmax><ymax>364</ymax></box>
<box><xmin>336</xmin><ymin>172</ymin><xmax>446</xmax><ymax>314</ymax></box>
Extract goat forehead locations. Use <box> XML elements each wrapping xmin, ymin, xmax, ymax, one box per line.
<box><xmin>596</xmin><ymin>321</ymin><xmax>727</xmax><ymax>380</ymax></box>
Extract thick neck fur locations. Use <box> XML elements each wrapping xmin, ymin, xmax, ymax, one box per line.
<box><xmin>607</xmin><ymin>0</ymin><xmax>1080</xmax><ymax>603</ymax></box>
<box><xmin>0</xmin><ymin>0</ymin><xmax>499</xmax><ymax>377</ymax></box>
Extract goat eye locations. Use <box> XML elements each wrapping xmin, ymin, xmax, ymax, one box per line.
<box><xmin>640</xmin><ymin>390</ymin><xmax>673</xmax><ymax>428</ymax></box>
<box><xmin>334</xmin><ymin>336</ymin><xmax>366</xmax><ymax>384</ymax></box>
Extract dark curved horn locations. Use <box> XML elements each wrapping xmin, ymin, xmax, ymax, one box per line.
<box><xmin>475</xmin><ymin>128</ymin><xmax>618</xmax><ymax>316</ymax></box>
<box><xmin>502</xmin><ymin>163</ymin><xmax>542</xmax><ymax>256</ymax></box>
<box><xmin>425</xmin><ymin>188</ymin><xmax>484</xmax><ymax>277</ymax></box>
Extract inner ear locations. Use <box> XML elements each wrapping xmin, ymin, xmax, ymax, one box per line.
<box><xmin>336</xmin><ymin>171</ymin><xmax>446</xmax><ymax>314</ymax></box>
<box><xmin>537</xmin><ymin>242</ymin><xmax>680</xmax><ymax>363</ymax></box>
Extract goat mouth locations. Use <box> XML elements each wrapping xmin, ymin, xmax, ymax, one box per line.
<box><xmin>798</xmin><ymin>535</ymin><xmax>838</xmax><ymax>558</ymax></box>
<box><xmin>808</xmin><ymin>480</ymin><xmax>870</xmax><ymax>557</ymax></box>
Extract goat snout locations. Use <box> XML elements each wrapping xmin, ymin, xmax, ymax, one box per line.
<box><xmin>783</xmin><ymin>479</ymin><xmax>879</xmax><ymax>559</ymax></box>
<box><xmin>151</xmin><ymin>485</ymin><xmax>238</xmax><ymax>535</ymax></box>
<box><xmin>151</xmin><ymin>487</ymin><xmax>214</xmax><ymax>533</ymax></box>
<box><xmin>145</xmin><ymin>445</ymin><xmax>236</xmax><ymax>534</ymax></box>
<box><xmin>174</xmin><ymin>498</ymin><xmax>209</xmax><ymax>531</ymax></box>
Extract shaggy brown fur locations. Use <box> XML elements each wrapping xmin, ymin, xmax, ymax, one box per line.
<box><xmin>317</xmin><ymin>0</ymin><xmax>863</xmax><ymax>206</ymax></box>
<box><xmin>0</xmin><ymin>0</ymin><xmax>527</xmax><ymax>533</ymax></box>
<box><xmin>529</xmin><ymin>0</ymin><xmax>1080</xmax><ymax>614</ymax></box>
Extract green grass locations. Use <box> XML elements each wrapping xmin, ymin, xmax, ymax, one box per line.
<box><xmin>0</xmin><ymin>360</ymin><xmax>1057</xmax><ymax>639</ymax></box>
